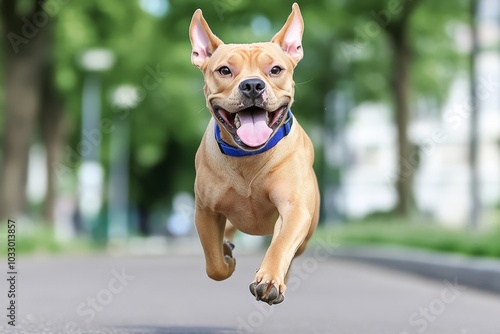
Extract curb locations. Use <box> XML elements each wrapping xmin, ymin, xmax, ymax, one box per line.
<box><xmin>329</xmin><ymin>246</ymin><xmax>500</xmax><ymax>293</ymax></box>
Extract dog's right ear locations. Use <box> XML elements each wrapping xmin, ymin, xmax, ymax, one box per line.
<box><xmin>189</xmin><ymin>9</ymin><xmax>223</xmax><ymax>69</ymax></box>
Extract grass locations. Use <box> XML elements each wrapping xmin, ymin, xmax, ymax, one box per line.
<box><xmin>312</xmin><ymin>219</ymin><xmax>500</xmax><ymax>258</ymax></box>
<box><xmin>0</xmin><ymin>224</ymin><xmax>96</xmax><ymax>256</ymax></box>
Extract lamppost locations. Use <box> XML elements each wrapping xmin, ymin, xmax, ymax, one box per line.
<box><xmin>107</xmin><ymin>85</ymin><xmax>139</xmax><ymax>244</ymax></box>
<box><xmin>78</xmin><ymin>48</ymin><xmax>115</xmax><ymax>237</ymax></box>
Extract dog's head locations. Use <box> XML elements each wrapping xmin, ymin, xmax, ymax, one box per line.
<box><xmin>189</xmin><ymin>3</ymin><xmax>304</xmax><ymax>150</ymax></box>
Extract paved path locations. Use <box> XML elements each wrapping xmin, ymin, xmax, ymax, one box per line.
<box><xmin>2</xmin><ymin>249</ymin><xmax>500</xmax><ymax>333</ymax></box>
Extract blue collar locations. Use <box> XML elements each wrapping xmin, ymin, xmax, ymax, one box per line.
<box><xmin>214</xmin><ymin>109</ymin><xmax>293</xmax><ymax>157</ymax></box>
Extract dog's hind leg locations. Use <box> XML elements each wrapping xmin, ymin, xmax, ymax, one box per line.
<box><xmin>224</xmin><ymin>220</ymin><xmax>238</xmax><ymax>243</ymax></box>
<box><xmin>223</xmin><ymin>220</ymin><xmax>237</xmax><ymax>258</ymax></box>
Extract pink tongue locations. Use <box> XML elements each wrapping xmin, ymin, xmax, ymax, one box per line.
<box><xmin>236</xmin><ymin>110</ymin><xmax>272</xmax><ymax>147</ymax></box>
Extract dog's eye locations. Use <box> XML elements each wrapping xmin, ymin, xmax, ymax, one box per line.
<box><xmin>270</xmin><ymin>66</ymin><xmax>283</xmax><ymax>76</ymax></box>
<box><xmin>217</xmin><ymin>66</ymin><xmax>232</xmax><ymax>76</ymax></box>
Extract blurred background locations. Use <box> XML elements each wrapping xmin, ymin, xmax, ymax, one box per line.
<box><xmin>1</xmin><ymin>0</ymin><xmax>500</xmax><ymax>256</ymax></box>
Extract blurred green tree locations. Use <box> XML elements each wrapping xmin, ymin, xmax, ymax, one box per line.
<box><xmin>0</xmin><ymin>0</ymin><xmax>49</xmax><ymax>219</ymax></box>
<box><xmin>337</xmin><ymin>0</ymin><xmax>468</xmax><ymax>217</ymax></box>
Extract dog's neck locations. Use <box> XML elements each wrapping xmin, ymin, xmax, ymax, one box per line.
<box><xmin>214</xmin><ymin>110</ymin><xmax>294</xmax><ymax>157</ymax></box>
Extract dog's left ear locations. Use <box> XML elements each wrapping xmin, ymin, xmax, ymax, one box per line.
<box><xmin>271</xmin><ymin>3</ymin><xmax>304</xmax><ymax>63</ymax></box>
<box><xmin>189</xmin><ymin>9</ymin><xmax>224</xmax><ymax>68</ymax></box>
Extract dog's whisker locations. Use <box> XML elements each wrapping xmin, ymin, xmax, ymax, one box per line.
<box><xmin>295</xmin><ymin>77</ymin><xmax>316</xmax><ymax>85</ymax></box>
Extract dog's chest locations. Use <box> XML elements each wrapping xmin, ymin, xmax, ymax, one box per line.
<box><xmin>198</xmin><ymin>179</ymin><xmax>279</xmax><ymax>235</ymax></box>
<box><xmin>226</xmin><ymin>187</ymin><xmax>278</xmax><ymax>234</ymax></box>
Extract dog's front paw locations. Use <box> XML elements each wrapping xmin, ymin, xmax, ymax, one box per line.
<box><xmin>207</xmin><ymin>254</ymin><xmax>236</xmax><ymax>281</ymax></box>
<box><xmin>249</xmin><ymin>270</ymin><xmax>285</xmax><ymax>305</ymax></box>
<box><xmin>205</xmin><ymin>242</ymin><xmax>236</xmax><ymax>281</ymax></box>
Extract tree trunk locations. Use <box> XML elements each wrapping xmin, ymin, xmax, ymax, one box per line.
<box><xmin>391</xmin><ymin>32</ymin><xmax>412</xmax><ymax>217</ymax></box>
<box><xmin>384</xmin><ymin>0</ymin><xmax>421</xmax><ymax>218</ymax></box>
<box><xmin>40</xmin><ymin>64</ymin><xmax>66</xmax><ymax>223</ymax></box>
<box><xmin>0</xmin><ymin>0</ymin><xmax>48</xmax><ymax>219</ymax></box>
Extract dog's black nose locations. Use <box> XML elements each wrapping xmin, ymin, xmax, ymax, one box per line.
<box><xmin>239</xmin><ymin>78</ymin><xmax>266</xmax><ymax>99</ymax></box>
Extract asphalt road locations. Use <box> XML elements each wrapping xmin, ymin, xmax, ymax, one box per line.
<box><xmin>2</xmin><ymin>245</ymin><xmax>500</xmax><ymax>334</ymax></box>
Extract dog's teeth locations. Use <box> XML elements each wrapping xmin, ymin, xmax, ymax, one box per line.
<box><xmin>235</xmin><ymin>114</ymin><xmax>241</xmax><ymax>128</ymax></box>
<box><xmin>266</xmin><ymin>112</ymin><xmax>270</xmax><ymax>125</ymax></box>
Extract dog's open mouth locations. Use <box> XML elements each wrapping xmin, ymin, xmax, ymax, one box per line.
<box><xmin>213</xmin><ymin>104</ymin><xmax>288</xmax><ymax>149</ymax></box>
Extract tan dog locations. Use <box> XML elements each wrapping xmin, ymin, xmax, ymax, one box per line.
<box><xmin>189</xmin><ymin>3</ymin><xmax>319</xmax><ymax>305</ymax></box>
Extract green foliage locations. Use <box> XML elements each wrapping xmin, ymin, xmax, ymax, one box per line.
<box><xmin>0</xmin><ymin>225</ymin><xmax>95</xmax><ymax>255</ymax></box>
<box><xmin>314</xmin><ymin>219</ymin><xmax>500</xmax><ymax>258</ymax></box>
<box><xmin>325</xmin><ymin>0</ymin><xmax>469</xmax><ymax>123</ymax></box>
<box><xmin>15</xmin><ymin>0</ymin><xmax>35</xmax><ymax>15</ymax></box>
<box><xmin>51</xmin><ymin>0</ymin><xmax>209</xmax><ymax>209</ymax></box>
<box><xmin>409</xmin><ymin>0</ymin><xmax>469</xmax><ymax>106</ymax></box>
